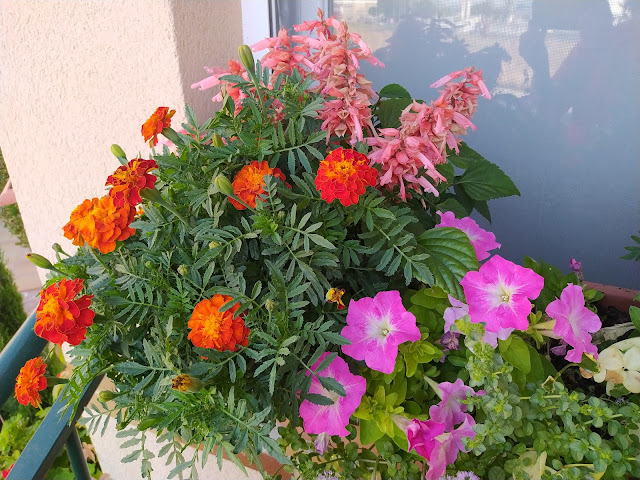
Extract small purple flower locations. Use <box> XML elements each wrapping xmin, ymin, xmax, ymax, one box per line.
<box><xmin>550</xmin><ymin>341</ymin><xmax>568</xmax><ymax>356</ymax></box>
<box><xmin>314</xmin><ymin>432</ymin><xmax>330</xmax><ymax>455</ymax></box>
<box><xmin>440</xmin><ymin>331</ymin><xmax>460</xmax><ymax>352</ymax></box>
<box><xmin>429</xmin><ymin>378</ymin><xmax>482</xmax><ymax>431</ymax></box>
<box><xmin>569</xmin><ymin>258</ymin><xmax>582</xmax><ymax>273</ymax></box>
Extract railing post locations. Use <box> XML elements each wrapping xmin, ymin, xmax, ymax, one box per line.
<box><xmin>66</xmin><ymin>427</ymin><xmax>93</xmax><ymax>480</ymax></box>
<box><xmin>0</xmin><ymin>311</ymin><xmax>47</xmax><ymax>407</ymax></box>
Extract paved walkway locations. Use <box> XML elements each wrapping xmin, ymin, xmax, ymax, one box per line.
<box><xmin>0</xmin><ymin>220</ymin><xmax>41</xmax><ymax>314</ymax></box>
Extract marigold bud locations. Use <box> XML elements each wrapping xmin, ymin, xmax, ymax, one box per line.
<box><xmin>238</xmin><ymin>45</ymin><xmax>255</xmax><ymax>72</ymax></box>
<box><xmin>145</xmin><ymin>260</ymin><xmax>153</xmax><ymax>268</ymax></box>
<box><xmin>98</xmin><ymin>390</ymin><xmax>116</xmax><ymax>402</ymax></box>
<box><xmin>52</xmin><ymin>243</ymin><xmax>68</xmax><ymax>256</ymax></box>
<box><xmin>116</xmin><ymin>422</ymin><xmax>127</xmax><ymax>431</ymax></box>
<box><xmin>137</xmin><ymin>419</ymin><xmax>158</xmax><ymax>431</ymax></box>
<box><xmin>212</xmin><ymin>133</ymin><xmax>224</xmax><ymax>147</ymax></box>
<box><xmin>171</xmin><ymin>374</ymin><xmax>203</xmax><ymax>393</ymax></box>
<box><xmin>214</xmin><ymin>175</ymin><xmax>234</xmax><ymax>197</ymax></box>
<box><xmin>110</xmin><ymin>144</ymin><xmax>126</xmax><ymax>160</ymax></box>
<box><xmin>177</xmin><ymin>265</ymin><xmax>188</xmax><ymax>276</ymax></box>
<box><xmin>26</xmin><ymin>253</ymin><xmax>54</xmax><ymax>270</ymax></box>
<box><xmin>265</xmin><ymin>299</ymin><xmax>275</xmax><ymax>312</ymax></box>
<box><xmin>209</xmin><ymin>241</ymin><xmax>221</xmax><ymax>249</ymax></box>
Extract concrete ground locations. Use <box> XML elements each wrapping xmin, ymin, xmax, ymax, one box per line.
<box><xmin>0</xmin><ymin>220</ymin><xmax>41</xmax><ymax>314</ymax></box>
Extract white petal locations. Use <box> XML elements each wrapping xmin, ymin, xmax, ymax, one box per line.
<box><xmin>623</xmin><ymin>370</ymin><xmax>640</xmax><ymax>393</ymax></box>
<box><xmin>593</xmin><ymin>370</ymin><xmax>606</xmax><ymax>383</ymax></box>
<box><xmin>599</xmin><ymin>347</ymin><xmax>624</xmax><ymax>370</ymax></box>
<box><xmin>622</xmin><ymin>346</ymin><xmax>640</xmax><ymax>371</ymax></box>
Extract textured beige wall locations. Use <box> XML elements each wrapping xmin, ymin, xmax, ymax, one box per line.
<box><xmin>0</xmin><ymin>0</ymin><xmax>241</xmax><ymax>283</ymax></box>
<box><xmin>0</xmin><ymin>0</ymin><xmax>253</xmax><ymax>477</ymax></box>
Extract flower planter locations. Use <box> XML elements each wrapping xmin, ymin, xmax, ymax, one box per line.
<box><xmin>585</xmin><ymin>281</ymin><xmax>639</xmax><ymax>312</ymax></box>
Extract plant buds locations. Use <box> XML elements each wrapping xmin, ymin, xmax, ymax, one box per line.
<box><xmin>177</xmin><ymin>265</ymin><xmax>188</xmax><ymax>276</ymax></box>
<box><xmin>214</xmin><ymin>175</ymin><xmax>234</xmax><ymax>197</ymax></box>
<box><xmin>110</xmin><ymin>144</ymin><xmax>126</xmax><ymax>160</ymax></box>
<box><xmin>26</xmin><ymin>253</ymin><xmax>54</xmax><ymax>270</ymax></box>
<box><xmin>212</xmin><ymin>133</ymin><xmax>224</xmax><ymax>147</ymax></box>
<box><xmin>98</xmin><ymin>390</ymin><xmax>116</xmax><ymax>402</ymax></box>
<box><xmin>238</xmin><ymin>45</ymin><xmax>255</xmax><ymax>72</ymax></box>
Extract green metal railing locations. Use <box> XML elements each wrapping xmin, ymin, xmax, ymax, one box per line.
<box><xmin>0</xmin><ymin>311</ymin><xmax>103</xmax><ymax>480</ymax></box>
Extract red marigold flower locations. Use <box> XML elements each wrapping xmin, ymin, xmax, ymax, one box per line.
<box><xmin>188</xmin><ymin>294</ymin><xmax>250</xmax><ymax>352</ymax></box>
<box><xmin>315</xmin><ymin>148</ymin><xmax>377</xmax><ymax>206</ymax></box>
<box><xmin>2</xmin><ymin>464</ymin><xmax>14</xmax><ymax>479</ymax></box>
<box><xmin>141</xmin><ymin>107</ymin><xmax>175</xmax><ymax>147</ymax></box>
<box><xmin>35</xmin><ymin>278</ymin><xmax>95</xmax><ymax>346</ymax></box>
<box><xmin>15</xmin><ymin>357</ymin><xmax>47</xmax><ymax>408</ymax></box>
<box><xmin>106</xmin><ymin>158</ymin><xmax>158</xmax><ymax>207</ymax></box>
<box><xmin>62</xmin><ymin>196</ymin><xmax>136</xmax><ymax>254</ymax></box>
<box><xmin>229</xmin><ymin>160</ymin><xmax>286</xmax><ymax>210</ymax></box>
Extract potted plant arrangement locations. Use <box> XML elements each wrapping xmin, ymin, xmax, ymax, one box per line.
<box><xmin>19</xmin><ymin>11</ymin><xmax>639</xmax><ymax>480</ymax></box>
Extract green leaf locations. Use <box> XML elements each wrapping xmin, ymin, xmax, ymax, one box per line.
<box><xmin>318</xmin><ymin>376</ymin><xmax>346</xmax><ymax>397</ymax></box>
<box><xmin>305</xmin><ymin>393</ymin><xmax>334</xmax><ymax>405</ymax></box>
<box><xmin>435</xmin><ymin>198</ymin><xmax>469</xmax><ymax>218</ymax></box>
<box><xmin>457</xmin><ymin>159</ymin><xmax>520</xmax><ymax>200</ymax></box>
<box><xmin>114</xmin><ymin>362</ymin><xmax>150</xmax><ymax>375</ymax></box>
<box><xmin>377</xmin><ymin>98</ymin><xmax>412</xmax><ymax>129</ymax></box>
<box><xmin>630</xmin><ymin>306</ymin><xmax>640</xmax><ymax>332</ymax></box>
<box><xmin>417</xmin><ymin>227</ymin><xmax>479</xmax><ymax>298</ymax></box>
<box><xmin>360</xmin><ymin>419</ymin><xmax>385</xmax><ymax>445</ymax></box>
<box><xmin>379</xmin><ymin>83</ymin><xmax>412</xmax><ymax>99</ymax></box>
<box><xmin>498</xmin><ymin>336</ymin><xmax>531</xmax><ymax>374</ymax></box>
<box><xmin>447</xmin><ymin>142</ymin><xmax>487</xmax><ymax>169</ymax></box>
<box><xmin>307</xmin><ymin>233</ymin><xmax>335</xmax><ymax>250</ymax></box>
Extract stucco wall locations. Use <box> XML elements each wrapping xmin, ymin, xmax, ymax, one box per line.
<box><xmin>0</xmin><ymin>0</ymin><xmax>241</xmax><ymax>283</ymax></box>
<box><xmin>0</xmin><ymin>1</ymin><xmax>257</xmax><ymax>478</ymax></box>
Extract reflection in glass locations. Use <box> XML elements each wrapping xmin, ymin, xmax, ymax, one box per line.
<box><xmin>274</xmin><ymin>0</ymin><xmax>640</xmax><ymax>288</ymax></box>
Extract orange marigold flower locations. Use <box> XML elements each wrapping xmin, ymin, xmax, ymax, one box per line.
<box><xmin>315</xmin><ymin>148</ymin><xmax>377</xmax><ymax>206</ymax></box>
<box><xmin>35</xmin><ymin>278</ymin><xmax>95</xmax><ymax>346</ymax></box>
<box><xmin>230</xmin><ymin>160</ymin><xmax>286</xmax><ymax>210</ymax></box>
<box><xmin>326</xmin><ymin>288</ymin><xmax>346</xmax><ymax>310</ymax></box>
<box><xmin>63</xmin><ymin>195</ymin><xmax>136</xmax><ymax>254</ymax></box>
<box><xmin>15</xmin><ymin>357</ymin><xmax>47</xmax><ymax>408</ymax></box>
<box><xmin>188</xmin><ymin>294</ymin><xmax>250</xmax><ymax>352</ymax></box>
<box><xmin>106</xmin><ymin>158</ymin><xmax>158</xmax><ymax>207</ymax></box>
<box><xmin>141</xmin><ymin>107</ymin><xmax>175</xmax><ymax>147</ymax></box>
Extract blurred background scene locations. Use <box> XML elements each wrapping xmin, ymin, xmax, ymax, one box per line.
<box><xmin>274</xmin><ymin>0</ymin><xmax>640</xmax><ymax>289</ymax></box>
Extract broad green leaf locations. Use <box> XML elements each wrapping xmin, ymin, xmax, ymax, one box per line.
<box><xmin>447</xmin><ymin>142</ymin><xmax>487</xmax><ymax>169</ymax></box>
<box><xmin>379</xmin><ymin>83</ymin><xmax>412</xmax><ymax>99</ymax></box>
<box><xmin>630</xmin><ymin>306</ymin><xmax>640</xmax><ymax>332</ymax></box>
<box><xmin>457</xmin><ymin>159</ymin><xmax>520</xmax><ymax>200</ymax></box>
<box><xmin>360</xmin><ymin>419</ymin><xmax>385</xmax><ymax>445</ymax></box>
<box><xmin>499</xmin><ymin>336</ymin><xmax>531</xmax><ymax>374</ymax></box>
<box><xmin>417</xmin><ymin>227</ymin><xmax>479</xmax><ymax>298</ymax></box>
<box><xmin>377</xmin><ymin>98</ymin><xmax>412</xmax><ymax>129</ymax></box>
<box><xmin>435</xmin><ymin>198</ymin><xmax>470</xmax><ymax>219</ymax></box>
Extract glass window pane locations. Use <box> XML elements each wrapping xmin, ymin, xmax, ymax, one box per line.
<box><xmin>274</xmin><ymin>0</ymin><xmax>640</xmax><ymax>288</ymax></box>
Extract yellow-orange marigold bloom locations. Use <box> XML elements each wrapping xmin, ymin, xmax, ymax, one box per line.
<box><xmin>171</xmin><ymin>374</ymin><xmax>203</xmax><ymax>393</ymax></box>
<box><xmin>315</xmin><ymin>148</ymin><xmax>377</xmax><ymax>206</ymax></box>
<box><xmin>106</xmin><ymin>158</ymin><xmax>158</xmax><ymax>207</ymax></box>
<box><xmin>230</xmin><ymin>160</ymin><xmax>286</xmax><ymax>210</ymax></box>
<box><xmin>35</xmin><ymin>278</ymin><xmax>95</xmax><ymax>346</ymax></box>
<box><xmin>15</xmin><ymin>357</ymin><xmax>47</xmax><ymax>408</ymax></box>
<box><xmin>141</xmin><ymin>107</ymin><xmax>175</xmax><ymax>147</ymax></box>
<box><xmin>63</xmin><ymin>195</ymin><xmax>136</xmax><ymax>254</ymax></box>
<box><xmin>188</xmin><ymin>294</ymin><xmax>250</xmax><ymax>352</ymax></box>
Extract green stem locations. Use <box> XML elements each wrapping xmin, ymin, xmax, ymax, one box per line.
<box><xmin>554</xmin><ymin>362</ymin><xmax>579</xmax><ymax>381</ymax></box>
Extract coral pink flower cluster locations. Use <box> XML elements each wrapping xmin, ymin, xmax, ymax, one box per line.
<box><xmin>290</xmin><ymin>10</ymin><xmax>383</xmax><ymax>142</ymax></box>
<box><xmin>195</xmin><ymin>10</ymin><xmax>382</xmax><ymax>142</ymax></box>
<box><xmin>408</xmin><ymin>379</ymin><xmax>481</xmax><ymax>480</ymax></box>
<box><xmin>366</xmin><ymin>68</ymin><xmax>490</xmax><ymax>200</ymax></box>
<box><xmin>192</xmin><ymin>59</ymin><xmax>250</xmax><ymax>115</ymax></box>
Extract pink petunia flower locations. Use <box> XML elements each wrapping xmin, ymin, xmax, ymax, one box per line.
<box><xmin>407</xmin><ymin>415</ymin><xmax>476</xmax><ymax>480</ymax></box>
<box><xmin>435</xmin><ymin>211</ymin><xmax>500</xmax><ymax>261</ymax></box>
<box><xmin>443</xmin><ymin>295</ymin><xmax>514</xmax><ymax>348</ymax></box>
<box><xmin>341</xmin><ymin>290</ymin><xmax>421</xmax><ymax>374</ymax></box>
<box><xmin>546</xmin><ymin>284</ymin><xmax>601</xmax><ymax>363</ymax></box>
<box><xmin>460</xmin><ymin>255</ymin><xmax>544</xmax><ymax>333</ymax></box>
<box><xmin>299</xmin><ymin>353</ymin><xmax>366</xmax><ymax>436</ymax></box>
<box><xmin>429</xmin><ymin>379</ymin><xmax>483</xmax><ymax>431</ymax></box>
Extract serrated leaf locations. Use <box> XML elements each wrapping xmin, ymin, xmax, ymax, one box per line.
<box><xmin>417</xmin><ymin>227</ymin><xmax>478</xmax><ymax>298</ymax></box>
<box><xmin>114</xmin><ymin>362</ymin><xmax>150</xmax><ymax>375</ymax></box>
<box><xmin>457</xmin><ymin>159</ymin><xmax>520</xmax><ymax>200</ymax></box>
<box><xmin>379</xmin><ymin>83</ymin><xmax>412</xmax><ymax>99</ymax></box>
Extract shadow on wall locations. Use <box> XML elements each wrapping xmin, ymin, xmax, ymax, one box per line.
<box><xmin>353</xmin><ymin>0</ymin><xmax>640</xmax><ymax>288</ymax></box>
